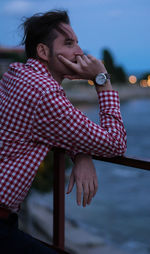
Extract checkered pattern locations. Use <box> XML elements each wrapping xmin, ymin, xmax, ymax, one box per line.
<box><xmin>0</xmin><ymin>58</ymin><xmax>127</xmax><ymax>212</ymax></box>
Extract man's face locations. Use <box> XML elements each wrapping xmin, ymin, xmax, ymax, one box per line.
<box><xmin>48</xmin><ymin>23</ymin><xmax>83</xmax><ymax>83</ymax></box>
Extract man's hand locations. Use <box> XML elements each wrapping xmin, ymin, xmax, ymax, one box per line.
<box><xmin>66</xmin><ymin>154</ymin><xmax>98</xmax><ymax>207</ymax></box>
<box><xmin>58</xmin><ymin>54</ymin><xmax>107</xmax><ymax>81</ymax></box>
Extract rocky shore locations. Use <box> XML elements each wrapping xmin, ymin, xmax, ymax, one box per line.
<box><xmin>19</xmin><ymin>191</ymin><xmax>130</xmax><ymax>254</ymax></box>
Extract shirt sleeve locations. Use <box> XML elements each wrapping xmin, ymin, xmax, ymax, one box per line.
<box><xmin>32</xmin><ymin>88</ymin><xmax>127</xmax><ymax>158</ymax></box>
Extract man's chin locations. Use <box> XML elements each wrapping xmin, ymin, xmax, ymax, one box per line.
<box><xmin>63</xmin><ymin>69</ymin><xmax>76</xmax><ymax>78</ymax></box>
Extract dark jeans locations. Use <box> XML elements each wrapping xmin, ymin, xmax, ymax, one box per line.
<box><xmin>0</xmin><ymin>213</ymin><xmax>58</xmax><ymax>254</ymax></box>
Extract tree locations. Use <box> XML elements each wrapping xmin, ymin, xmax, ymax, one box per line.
<box><xmin>31</xmin><ymin>151</ymin><xmax>72</xmax><ymax>193</ymax></box>
<box><xmin>102</xmin><ymin>48</ymin><xmax>127</xmax><ymax>83</ymax></box>
<box><xmin>114</xmin><ymin>66</ymin><xmax>127</xmax><ymax>83</ymax></box>
<box><xmin>102</xmin><ymin>49</ymin><xmax>115</xmax><ymax>75</ymax></box>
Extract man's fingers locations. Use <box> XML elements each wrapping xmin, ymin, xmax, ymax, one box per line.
<box><xmin>76</xmin><ymin>55</ymin><xmax>86</xmax><ymax>64</ymax></box>
<box><xmin>82</xmin><ymin>55</ymin><xmax>91</xmax><ymax>64</ymax></box>
<box><xmin>87</xmin><ymin>177</ymin><xmax>98</xmax><ymax>205</ymax></box>
<box><xmin>68</xmin><ymin>155</ymin><xmax>98</xmax><ymax>207</ymax></box>
<box><xmin>58</xmin><ymin>55</ymin><xmax>78</xmax><ymax>70</ymax></box>
<box><xmin>76</xmin><ymin>181</ymin><xmax>82</xmax><ymax>206</ymax></box>
<box><xmin>87</xmin><ymin>181</ymin><xmax>95</xmax><ymax>205</ymax></box>
<box><xmin>93</xmin><ymin>177</ymin><xmax>98</xmax><ymax>196</ymax></box>
<box><xmin>78</xmin><ymin>176</ymin><xmax>98</xmax><ymax>207</ymax></box>
<box><xmin>87</xmin><ymin>193</ymin><xmax>93</xmax><ymax>205</ymax></box>
<box><xmin>59</xmin><ymin>54</ymin><xmax>105</xmax><ymax>81</ymax></box>
<box><xmin>82</xmin><ymin>183</ymin><xmax>90</xmax><ymax>207</ymax></box>
<box><xmin>58</xmin><ymin>55</ymin><xmax>89</xmax><ymax>73</ymax></box>
<box><xmin>87</xmin><ymin>54</ymin><xmax>97</xmax><ymax>61</ymax></box>
<box><xmin>66</xmin><ymin>173</ymin><xmax>75</xmax><ymax>194</ymax></box>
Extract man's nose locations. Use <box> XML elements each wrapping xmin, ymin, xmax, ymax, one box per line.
<box><xmin>75</xmin><ymin>45</ymin><xmax>83</xmax><ymax>56</ymax></box>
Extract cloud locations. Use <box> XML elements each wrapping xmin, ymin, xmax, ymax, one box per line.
<box><xmin>2</xmin><ymin>0</ymin><xmax>116</xmax><ymax>16</ymax></box>
<box><xmin>3</xmin><ymin>0</ymin><xmax>33</xmax><ymax>15</ymax></box>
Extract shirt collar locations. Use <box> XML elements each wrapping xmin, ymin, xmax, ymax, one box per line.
<box><xmin>26</xmin><ymin>58</ymin><xmax>52</xmax><ymax>79</ymax></box>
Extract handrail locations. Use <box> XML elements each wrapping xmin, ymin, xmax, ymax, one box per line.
<box><xmin>53</xmin><ymin>149</ymin><xmax>65</xmax><ymax>250</ymax></box>
<box><xmin>92</xmin><ymin>155</ymin><xmax>150</xmax><ymax>171</ymax></box>
<box><xmin>52</xmin><ymin>151</ymin><xmax>150</xmax><ymax>252</ymax></box>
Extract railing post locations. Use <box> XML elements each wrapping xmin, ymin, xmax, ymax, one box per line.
<box><xmin>53</xmin><ymin>149</ymin><xmax>65</xmax><ymax>250</ymax></box>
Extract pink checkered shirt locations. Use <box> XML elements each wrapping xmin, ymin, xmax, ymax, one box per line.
<box><xmin>0</xmin><ymin>58</ymin><xmax>127</xmax><ymax>212</ymax></box>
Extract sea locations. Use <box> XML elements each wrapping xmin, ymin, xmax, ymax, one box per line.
<box><xmin>64</xmin><ymin>98</ymin><xmax>150</xmax><ymax>254</ymax></box>
<box><xmin>31</xmin><ymin>98</ymin><xmax>150</xmax><ymax>254</ymax></box>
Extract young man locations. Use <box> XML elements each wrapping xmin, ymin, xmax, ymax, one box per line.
<box><xmin>0</xmin><ymin>10</ymin><xmax>127</xmax><ymax>253</ymax></box>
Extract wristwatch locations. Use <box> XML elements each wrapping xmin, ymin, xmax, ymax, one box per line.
<box><xmin>94</xmin><ymin>73</ymin><xmax>110</xmax><ymax>86</ymax></box>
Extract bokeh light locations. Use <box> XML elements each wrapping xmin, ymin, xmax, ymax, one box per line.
<box><xmin>140</xmin><ymin>80</ymin><xmax>147</xmax><ymax>87</ymax></box>
<box><xmin>88</xmin><ymin>80</ymin><xmax>94</xmax><ymax>86</ymax></box>
<box><xmin>128</xmin><ymin>75</ymin><xmax>137</xmax><ymax>84</ymax></box>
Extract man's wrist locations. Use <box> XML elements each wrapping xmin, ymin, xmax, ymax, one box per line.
<box><xmin>92</xmin><ymin>72</ymin><xmax>112</xmax><ymax>92</ymax></box>
<box><xmin>95</xmin><ymin>80</ymin><xmax>113</xmax><ymax>93</ymax></box>
<box><xmin>74</xmin><ymin>153</ymin><xmax>91</xmax><ymax>163</ymax></box>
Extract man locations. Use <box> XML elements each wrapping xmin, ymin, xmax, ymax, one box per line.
<box><xmin>0</xmin><ymin>10</ymin><xmax>127</xmax><ymax>253</ymax></box>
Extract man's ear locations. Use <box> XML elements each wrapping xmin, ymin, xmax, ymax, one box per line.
<box><xmin>36</xmin><ymin>43</ymin><xmax>50</xmax><ymax>61</ymax></box>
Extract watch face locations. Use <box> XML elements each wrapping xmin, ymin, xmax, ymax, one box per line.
<box><xmin>95</xmin><ymin>73</ymin><xmax>106</xmax><ymax>85</ymax></box>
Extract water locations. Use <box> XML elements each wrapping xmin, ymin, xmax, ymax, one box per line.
<box><xmin>64</xmin><ymin>98</ymin><xmax>150</xmax><ymax>253</ymax></box>
<box><xmin>31</xmin><ymin>98</ymin><xmax>150</xmax><ymax>253</ymax></box>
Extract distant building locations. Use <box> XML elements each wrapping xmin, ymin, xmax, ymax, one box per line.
<box><xmin>0</xmin><ymin>58</ymin><xmax>12</xmax><ymax>75</ymax></box>
<box><xmin>0</xmin><ymin>46</ymin><xmax>25</xmax><ymax>76</ymax></box>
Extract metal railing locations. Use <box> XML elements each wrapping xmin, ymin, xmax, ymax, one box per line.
<box><xmin>52</xmin><ymin>149</ymin><xmax>150</xmax><ymax>252</ymax></box>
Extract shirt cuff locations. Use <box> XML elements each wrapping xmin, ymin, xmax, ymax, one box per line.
<box><xmin>98</xmin><ymin>90</ymin><xmax>120</xmax><ymax>110</ymax></box>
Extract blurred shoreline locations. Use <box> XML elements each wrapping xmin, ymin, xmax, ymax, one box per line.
<box><xmin>62</xmin><ymin>80</ymin><xmax>150</xmax><ymax>105</ymax></box>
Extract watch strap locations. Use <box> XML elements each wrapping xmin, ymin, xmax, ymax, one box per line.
<box><xmin>103</xmin><ymin>73</ymin><xmax>111</xmax><ymax>80</ymax></box>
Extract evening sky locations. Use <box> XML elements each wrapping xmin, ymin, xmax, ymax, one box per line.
<box><xmin>0</xmin><ymin>0</ymin><xmax>150</xmax><ymax>75</ymax></box>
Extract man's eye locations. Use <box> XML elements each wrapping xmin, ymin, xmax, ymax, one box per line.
<box><xmin>65</xmin><ymin>41</ymin><xmax>74</xmax><ymax>46</ymax></box>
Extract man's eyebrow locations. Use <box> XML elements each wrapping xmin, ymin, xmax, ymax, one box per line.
<box><xmin>65</xmin><ymin>37</ymin><xmax>78</xmax><ymax>43</ymax></box>
<box><xmin>65</xmin><ymin>38</ymin><xmax>74</xmax><ymax>41</ymax></box>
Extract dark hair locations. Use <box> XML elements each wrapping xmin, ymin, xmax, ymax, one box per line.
<box><xmin>21</xmin><ymin>10</ymin><xmax>70</xmax><ymax>58</ymax></box>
